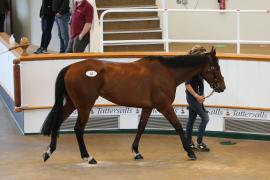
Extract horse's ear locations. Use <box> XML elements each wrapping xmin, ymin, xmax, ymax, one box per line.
<box><xmin>211</xmin><ymin>46</ymin><xmax>216</xmax><ymax>56</ymax></box>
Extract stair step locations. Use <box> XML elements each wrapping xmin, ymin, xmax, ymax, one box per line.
<box><xmin>96</xmin><ymin>1</ymin><xmax>163</xmax><ymax>52</ymax></box>
<box><xmin>103</xmin><ymin>16</ymin><xmax>160</xmax><ymax>22</ymax></box>
<box><xmin>104</xmin><ymin>44</ymin><xmax>164</xmax><ymax>52</ymax></box>
<box><xmin>104</xmin><ymin>31</ymin><xmax>162</xmax><ymax>40</ymax></box>
<box><xmin>97</xmin><ymin>5</ymin><xmax>158</xmax><ymax>11</ymax></box>
<box><xmin>96</xmin><ymin>0</ymin><xmax>156</xmax><ymax>7</ymax></box>
<box><xmin>98</xmin><ymin>5</ymin><xmax>158</xmax><ymax>18</ymax></box>
<box><xmin>104</xmin><ymin>28</ymin><xmax>162</xmax><ymax>34</ymax></box>
<box><xmin>104</xmin><ymin>20</ymin><xmax>160</xmax><ymax>31</ymax></box>
<box><xmin>103</xmin><ymin>40</ymin><xmax>164</xmax><ymax>46</ymax></box>
<box><xmin>98</xmin><ymin>11</ymin><xmax>158</xmax><ymax>19</ymax></box>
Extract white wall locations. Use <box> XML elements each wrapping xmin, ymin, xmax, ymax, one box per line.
<box><xmin>12</xmin><ymin>0</ymin><xmax>31</xmax><ymax>42</ymax></box>
<box><xmin>11</xmin><ymin>0</ymin><xmax>270</xmax><ymax>51</ymax></box>
<box><xmin>20</xmin><ymin>57</ymin><xmax>270</xmax><ymax>108</ymax></box>
<box><xmin>0</xmin><ymin>43</ymin><xmax>16</xmax><ymax>99</ymax></box>
<box><xmin>157</xmin><ymin>0</ymin><xmax>270</xmax><ymax>41</ymax></box>
<box><xmin>17</xmin><ymin>57</ymin><xmax>270</xmax><ymax>133</ymax></box>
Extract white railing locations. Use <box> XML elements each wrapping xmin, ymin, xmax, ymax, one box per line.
<box><xmin>99</xmin><ymin>9</ymin><xmax>270</xmax><ymax>54</ymax></box>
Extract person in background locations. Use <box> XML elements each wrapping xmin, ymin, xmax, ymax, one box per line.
<box><xmin>66</xmin><ymin>0</ymin><xmax>93</xmax><ymax>53</ymax></box>
<box><xmin>52</xmin><ymin>0</ymin><xmax>70</xmax><ymax>53</ymax></box>
<box><xmin>0</xmin><ymin>0</ymin><xmax>9</xmax><ymax>32</ymax></box>
<box><xmin>185</xmin><ymin>45</ymin><xmax>210</xmax><ymax>152</ymax></box>
<box><xmin>34</xmin><ymin>0</ymin><xmax>55</xmax><ymax>54</ymax></box>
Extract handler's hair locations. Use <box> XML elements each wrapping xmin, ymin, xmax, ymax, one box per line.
<box><xmin>188</xmin><ymin>45</ymin><xmax>207</xmax><ymax>55</ymax></box>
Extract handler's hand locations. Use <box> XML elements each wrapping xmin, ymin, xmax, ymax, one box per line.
<box><xmin>196</xmin><ymin>95</ymin><xmax>205</xmax><ymax>103</ymax></box>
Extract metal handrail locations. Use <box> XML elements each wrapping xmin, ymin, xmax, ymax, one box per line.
<box><xmin>99</xmin><ymin>9</ymin><xmax>270</xmax><ymax>53</ymax></box>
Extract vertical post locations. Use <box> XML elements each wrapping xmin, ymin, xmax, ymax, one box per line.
<box><xmin>13</xmin><ymin>59</ymin><xmax>21</xmax><ymax>107</ymax></box>
<box><xmin>161</xmin><ymin>0</ymin><xmax>165</xmax><ymax>9</ymax></box>
<box><xmin>100</xmin><ymin>10</ymin><xmax>105</xmax><ymax>52</ymax></box>
<box><xmin>20</xmin><ymin>37</ymin><xmax>29</xmax><ymax>56</ymax></box>
<box><xmin>12</xmin><ymin>37</ymin><xmax>29</xmax><ymax>108</ymax></box>
<box><xmin>164</xmin><ymin>9</ymin><xmax>169</xmax><ymax>52</ymax></box>
<box><xmin>236</xmin><ymin>10</ymin><xmax>241</xmax><ymax>54</ymax></box>
<box><xmin>161</xmin><ymin>0</ymin><xmax>169</xmax><ymax>52</ymax></box>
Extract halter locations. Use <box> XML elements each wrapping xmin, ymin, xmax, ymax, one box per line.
<box><xmin>204</xmin><ymin>60</ymin><xmax>219</xmax><ymax>99</ymax></box>
<box><xmin>207</xmin><ymin>65</ymin><xmax>219</xmax><ymax>90</ymax></box>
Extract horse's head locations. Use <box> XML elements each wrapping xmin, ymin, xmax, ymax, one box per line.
<box><xmin>201</xmin><ymin>47</ymin><xmax>226</xmax><ymax>93</ymax></box>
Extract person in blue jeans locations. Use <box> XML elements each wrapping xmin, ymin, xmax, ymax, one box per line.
<box><xmin>185</xmin><ymin>45</ymin><xmax>210</xmax><ymax>152</ymax></box>
<box><xmin>53</xmin><ymin>0</ymin><xmax>70</xmax><ymax>53</ymax></box>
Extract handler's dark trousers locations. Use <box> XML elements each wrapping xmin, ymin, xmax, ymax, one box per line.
<box><xmin>186</xmin><ymin>95</ymin><xmax>209</xmax><ymax>145</ymax></box>
<box><xmin>65</xmin><ymin>34</ymin><xmax>89</xmax><ymax>53</ymax></box>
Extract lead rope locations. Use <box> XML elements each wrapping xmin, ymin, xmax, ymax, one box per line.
<box><xmin>204</xmin><ymin>90</ymin><xmax>215</xmax><ymax>99</ymax></box>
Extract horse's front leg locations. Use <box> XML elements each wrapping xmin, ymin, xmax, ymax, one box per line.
<box><xmin>132</xmin><ymin>108</ymin><xmax>152</xmax><ymax>160</ymax></box>
<box><xmin>158</xmin><ymin>105</ymin><xmax>197</xmax><ymax>160</ymax></box>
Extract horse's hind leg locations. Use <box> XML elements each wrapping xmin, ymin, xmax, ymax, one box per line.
<box><xmin>43</xmin><ymin>97</ymin><xmax>75</xmax><ymax>161</ymax></box>
<box><xmin>132</xmin><ymin>108</ymin><xmax>152</xmax><ymax>160</ymax></box>
<box><xmin>158</xmin><ymin>105</ymin><xmax>196</xmax><ymax>160</ymax></box>
<box><xmin>75</xmin><ymin>107</ymin><xmax>97</xmax><ymax>164</ymax></box>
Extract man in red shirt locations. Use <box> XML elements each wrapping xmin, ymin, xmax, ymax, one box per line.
<box><xmin>66</xmin><ymin>0</ymin><xmax>93</xmax><ymax>52</ymax></box>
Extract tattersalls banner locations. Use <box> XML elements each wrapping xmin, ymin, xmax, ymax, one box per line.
<box><xmin>70</xmin><ymin>106</ymin><xmax>270</xmax><ymax>121</ymax></box>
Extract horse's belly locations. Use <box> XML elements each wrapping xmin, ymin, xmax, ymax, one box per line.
<box><xmin>100</xmin><ymin>92</ymin><xmax>152</xmax><ymax>108</ymax></box>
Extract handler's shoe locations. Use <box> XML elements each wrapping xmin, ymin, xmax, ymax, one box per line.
<box><xmin>197</xmin><ymin>143</ymin><xmax>210</xmax><ymax>152</ymax></box>
<box><xmin>189</xmin><ymin>143</ymin><xmax>197</xmax><ymax>150</ymax></box>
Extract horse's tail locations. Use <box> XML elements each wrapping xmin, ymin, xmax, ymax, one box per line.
<box><xmin>41</xmin><ymin>66</ymin><xmax>70</xmax><ymax>136</ymax></box>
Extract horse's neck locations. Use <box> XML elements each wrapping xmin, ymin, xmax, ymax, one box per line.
<box><xmin>172</xmin><ymin>66</ymin><xmax>204</xmax><ymax>86</ymax></box>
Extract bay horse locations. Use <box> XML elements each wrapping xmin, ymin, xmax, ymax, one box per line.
<box><xmin>41</xmin><ymin>48</ymin><xmax>225</xmax><ymax>164</ymax></box>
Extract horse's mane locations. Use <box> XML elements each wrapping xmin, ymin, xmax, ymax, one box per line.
<box><xmin>143</xmin><ymin>55</ymin><xmax>209</xmax><ymax>68</ymax></box>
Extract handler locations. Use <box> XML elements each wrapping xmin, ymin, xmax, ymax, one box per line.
<box><xmin>185</xmin><ymin>45</ymin><xmax>210</xmax><ymax>152</ymax></box>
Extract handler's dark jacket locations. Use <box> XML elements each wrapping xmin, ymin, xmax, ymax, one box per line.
<box><xmin>52</xmin><ymin>0</ymin><xmax>70</xmax><ymax>15</ymax></box>
<box><xmin>185</xmin><ymin>75</ymin><xmax>204</xmax><ymax>98</ymax></box>
<box><xmin>40</xmin><ymin>0</ymin><xmax>54</xmax><ymax>18</ymax></box>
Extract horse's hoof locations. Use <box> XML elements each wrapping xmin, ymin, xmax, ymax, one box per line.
<box><xmin>187</xmin><ymin>151</ymin><xmax>197</xmax><ymax>161</ymax></box>
<box><xmin>43</xmin><ymin>152</ymin><xmax>50</xmax><ymax>162</ymax></box>
<box><xmin>134</xmin><ymin>154</ymin><xmax>144</xmax><ymax>160</ymax></box>
<box><xmin>88</xmin><ymin>158</ymin><xmax>97</xmax><ymax>164</ymax></box>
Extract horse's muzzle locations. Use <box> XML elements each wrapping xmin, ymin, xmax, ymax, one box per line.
<box><xmin>214</xmin><ymin>83</ymin><xmax>226</xmax><ymax>93</ymax></box>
